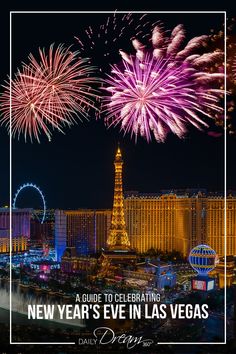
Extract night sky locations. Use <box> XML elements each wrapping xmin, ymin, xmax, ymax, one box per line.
<box><xmin>0</xmin><ymin>1</ymin><xmax>235</xmax><ymax>210</ymax></box>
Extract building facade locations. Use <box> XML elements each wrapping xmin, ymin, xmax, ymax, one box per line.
<box><xmin>0</xmin><ymin>208</ymin><xmax>31</xmax><ymax>253</ymax></box>
<box><xmin>123</xmin><ymin>261</ymin><xmax>176</xmax><ymax>290</ymax></box>
<box><xmin>54</xmin><ymin>209</ymin><xmax>67</xmax><ymax>262</ymax></box>
<box><xmin>0</xmin><ymin>208</ymin><xmax>31</xmax><ymax>238</ymax></box>
<box><xmin>124</xmin><ymin>193</ymin><xmax>176</xmax><ymax>254</ymax></box>
<box><xmin>30</xmin><ymin>209</ymin><xmax>55</xmax><ymax>247</ymax></box>
<box><xmin>54</xmin><ymin>191</ymin><xmax>236</xmax><ymax>260</ymax></box>
<box><xmin>0</xmin><ymin>234</ymin><xmax>28</xmax><ymax>253</ymax></box>
<box><xmin>207</xmin><ymin>195</ymin><xmax>236</xmax><ymax>257</ymax></box>
<box><xmin>124</xmin><ymin>191</ymin><xmax>236</xmax><ymax>257</ymax></box>
<box><xmin>55</xmin><ymin>209</ymin><xmax>111</xmax><ymax>261</ymax></box>
<box><xmin>61</xmin><ymin>247</ymin><xmax>98</xmax><ymax>273</ymax></box>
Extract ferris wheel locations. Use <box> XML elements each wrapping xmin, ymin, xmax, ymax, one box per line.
<box><xmin>12</xmin><ymin>183</ymin><xmax>46</xmax><ymax>224</ymax></box>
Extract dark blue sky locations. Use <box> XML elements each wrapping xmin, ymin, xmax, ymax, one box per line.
<box><xmin>0</xmin><ymin>1</ymin><xmax>234</xmax><ymax>210</ymax></box>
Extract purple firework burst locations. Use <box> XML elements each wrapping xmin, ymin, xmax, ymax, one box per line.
<box><xmin>103</xmin><ymin>25</ymin><xmax>224</xmax><ymax>142</ymax></box>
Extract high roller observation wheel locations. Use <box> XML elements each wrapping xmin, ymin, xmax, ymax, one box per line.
<box><xmin>12</xmin><ymin>183</ymin><xmax>46</xmax><ymax>224</ymax></box>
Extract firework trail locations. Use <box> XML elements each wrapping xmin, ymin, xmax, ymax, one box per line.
<box><xmin>103</xmin><ymin>24</ymin><xmax>224</xmax><ymax>142</ymax></box>
<box><xmin>75</xmin><ymin>12</ymin><xmax>159</xmax><ymax>64</ymax></box>
<box><xmin>0</xmin><ymin>44</ymin><xmax>100</xmax><ymax>142</ymax></box>
<box><xmin>209</xmin><ymin>18</ymin><xmax>236</xmax><ymax>135</ymax></box>
<box><xmin>233</xmin><ymin>55</ymin><xmax>236</xmax><ymax>81</ymax></box>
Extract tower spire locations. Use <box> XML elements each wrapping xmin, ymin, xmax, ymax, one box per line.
<box><xmin>107</xmin><ymin>146</ymin><xmax>130</xmax><ymax>249</ymax></box>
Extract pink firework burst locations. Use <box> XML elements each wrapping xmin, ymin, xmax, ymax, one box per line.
<box><xmin>0</xmin><ymin>44</ymin><xmax>100</xmax><ymax>142</ymax></box>
<box><xmin>103</xmin><ymin>25</ymin><xmax>224</xmax><ymax>142</ymax></box>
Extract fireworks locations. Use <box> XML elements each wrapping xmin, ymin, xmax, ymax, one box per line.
<box><xmin>103</xmin><ymin>24</ymin><xmax>224</xmax><ymax>142</ymax></box>
<box><xmin>208</xmin><ymin>19</ymin><xmax>236</xmax><ymax>135</ymax></box>
<box><xmin>0</xmin><ymin>45</ymin><xmax>99</xmax><ymax>142</ymax></box>
<box><xmin>75</xmin><ymin>12</ymin><xmax>159</xmax><ymax>66</ymax></box>
<box><xmin>233</xmin><ymin>54</ymin><xmax>236</xmax><ymax>81</ymax></box>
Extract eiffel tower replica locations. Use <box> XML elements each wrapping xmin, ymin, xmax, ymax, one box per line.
<box><xmin>101</xmin><ymin>145</ymin><xmax>136</xmax><ymax>265</ymax></box>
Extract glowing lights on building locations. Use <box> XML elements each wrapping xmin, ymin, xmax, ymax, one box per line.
<box><xmin>0</xmin><ymin>234</ymin><xmax>28</xmax><ymax>253</ymax></box>
<box><xmin>30</xmin><ymin>260</ymin><xmax>60</xmax><ymax>272</ymax></box>
<box><xmin>54</xmin><ymin>209</ymin><xmax>111</xmax><ymax>261</ymax></box>
<box><xmin>0</xmin><ymin>208</ymin><xmax>31</xmax><ymax>253</ymax></box>
<box><xmin>0</xmin><ymin>208</ymin><xmax>32</xmax><ymax>239</ymax></box>
<box><xmin>54</xmin><ymin>210</ymin><xmax>67</xmax><ymax>262</ymax></box>
<box><xmin>207</xmin><ymin>195</ymin><xmax>236</xmax><ymax>257</ymax></box>
<box><xmin>124</xmin><ymin>192</ymin><xmax>236</xmax><ymax>257</ymax></box>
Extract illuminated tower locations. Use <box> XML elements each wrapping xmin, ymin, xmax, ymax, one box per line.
<box><xmin>101</xmin><ymin>146</ymin><xmax>136</xmax><ymax>267</ymax></box>
<box><xmin>107</xmin><ymin>146</ymin><xmax>130</xmax><ymax>249</ymax></box>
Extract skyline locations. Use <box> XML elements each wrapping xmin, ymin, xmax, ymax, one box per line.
<box><xmin>2</xmin><ymin>134</ymin><xmax>228</xmax><ymax>210</ymax></box>
<box><xmin>0</xmin><ymin>10</ymin><xmax>235</xmax><ymax>210</ymax></box>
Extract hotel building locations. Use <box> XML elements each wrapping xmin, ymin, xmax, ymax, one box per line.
<box><xmin>55</xmin><ymin>209</ymin><xmax>111</xmax><ymax>261</ymax></box>
<box><xmin>0</xmin><ymin>208</ymin><xmax>31</xmax><ymax>253</ymax></box>
<box><xmin>124</xmin><ymin>191</ymin><xmax>236</xmax><ymax>257</ymax></box>
<box><xmin>54</xmin><ymin>191</ymin><xmax>236</xmax><ymax>259</ymax></box>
